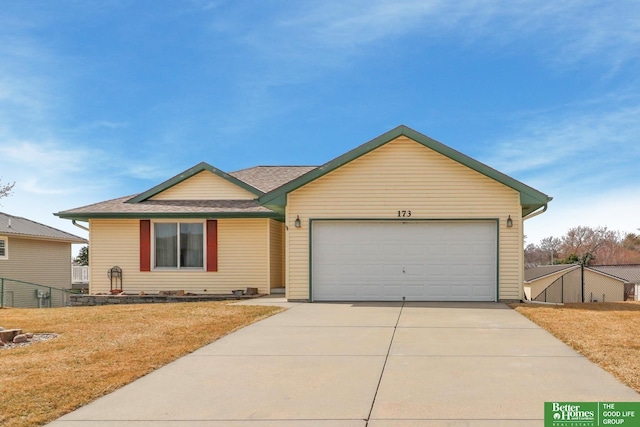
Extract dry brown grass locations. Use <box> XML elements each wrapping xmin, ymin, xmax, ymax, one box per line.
<box><xmin>0</xmin><ymin>302</ymin><xmax>283</xmax><ymax>427</ymax></box>
<box><xmin>513</xmin><ymin>302</ymin><xmax>640</xmax><ymax>393</ymax></box>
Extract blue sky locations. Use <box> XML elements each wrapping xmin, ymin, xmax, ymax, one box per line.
<box><xmin>1</xmin><ymin>0</ymin><xmax>639</xmax><ymax>249</ymax></box>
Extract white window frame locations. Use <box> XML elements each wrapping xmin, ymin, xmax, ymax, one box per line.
<box><xmin>151</xmin><ymin>220</ymin><xmax>206</xmax><ymax>271</ymax></box>
<box><xmin>0</xmin><ymin>236</ymin><xmax>7</xmax><ymax>260</ymax></box>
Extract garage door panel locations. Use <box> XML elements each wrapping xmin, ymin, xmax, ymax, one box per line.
<box><xmin>381</xmin><ymin>284</ymin><xmax>403</xmax><ymax>299</ymax></box>
<box><xmin>427</xmin><ymin>285</ymin><xmax>450</xmax><ymax>299</ymax></box>
<box><xmin>403</xmin><ymin>264</ymin><xmax>425</xmax><ymax>276</ymax></box>
<box><xmin>450</xmin><ymin>244</ymin><xmax>471</xmax><ymax>256</ymax></box>
<box><xmin>312</xmin><ymin>221</ymin><xmax>497</xmax><ymax>302</ymax></box>
<box><xmin>361</xmin><ymin>264</ymin><xmax>381</xmax><ymax>276</ymax></box>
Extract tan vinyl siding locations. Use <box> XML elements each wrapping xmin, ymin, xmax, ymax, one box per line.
<box><xmin>584</xmin><ymin>271</ymin><xmax>624</xmax><ymax>302</ymax></box>
<box><xmin>269</xmin><ymin>220</ymin><xmax>285</xmax><ymax>289</ymax></box>
<box><xmin>88</xmin><ymin>218</ymin><xmax>270</xmax><ymax>294</ymax></box>
<box><xmin>0</xmin><ymin>236</ymin><xmax>72</xmax><ymax>288</ymax></box>
<box><xmin>286</xmin><ymin>136</ymin><xmax>523</xmax><ymax>301</ymax></box>
<box><xmin>150</xmin><ymin>171</ymin><xmax>256</xmax><ymax>200</ymax></box>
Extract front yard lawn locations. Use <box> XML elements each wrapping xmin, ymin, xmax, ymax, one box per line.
<box><xmin>0</xmin><ymin>302</ymin><xmax>283</xmax><ymax>427</ymax></box>
<box><xmin>513</xmin><ymin>302</ymin><xmax>640</xmax><ymax>393</ymax></box>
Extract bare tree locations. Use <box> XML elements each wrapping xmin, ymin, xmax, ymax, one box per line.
<box><xmin>525</xmin><ymin>226</ymin><xmax>640</xmax><ymax>267</ymax></box>
<box><xmin>0</xmin><ymin>179</ymin><xmax>15</xmax><ymax>201</ymax></box>
<box><xmin>539</xmin><ymin>236</ymin><xmax>562</xmax><ymax>264</ymax></box>
<box><xmin>559</xmin><ymin>226</ymin><xmax>618</xmax><ymax>263</ymax></box>
<box><xmin>524</xmin><ymin>243</ymin><xmax>549</xmax><ymax>267</ymax></box>
<box><xmin>623</xmin><ymin>232</ymin><xmax>640</xmax><ymax>253</ymax></box>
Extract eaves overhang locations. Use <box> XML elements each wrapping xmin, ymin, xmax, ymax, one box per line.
<box><xmin>54</xmin><ymin>211</ymin><xmax>284</xmax><ymax>221</ymax></box>
<box><xmin>1</xmin><ymin>232</ymin><xmax>87</xmax><ymax>244</ymax></box>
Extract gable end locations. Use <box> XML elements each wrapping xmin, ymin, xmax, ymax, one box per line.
<box><xmin>259</xmin><ymin>125</ymin><xmax>551</xmax><ymax>216</ymax></box>
<box><xmin>127</xmin><ymin>162</ymin><xmax>263</xmax><ymax>203</ymax></box>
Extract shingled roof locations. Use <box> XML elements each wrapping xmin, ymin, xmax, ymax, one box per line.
<box><xmin>58</xmin><ymin>125</ymin><xmax>551</xmax><ymax>221</ymax></box>
<box><xmin>589</xmin><ymin>265</ymin><xmax>640</xmax><ymax>284</ymax></box>
<box><xmin>57</xmin><ymin>164</ymin><xmax>319</xmax><ymax>220</ymax></box>
<box><xmin>0</xmin><ymin>212</ymin><xmax>86</xmax><ymax>243</ymax></box>
<box><xmin>230</xmin><ymin>166</ymin><xmax>317</xmax><ymax>193</ymax></box>
<box><xmin>524</xmin><ymin>264</ymin><xmax>579</xmax><ymax>282</ymax></box>
<box><xmin>56</xmin><ymin>195</ymin><xmax>279</xmax><ymax>220</ymax></box>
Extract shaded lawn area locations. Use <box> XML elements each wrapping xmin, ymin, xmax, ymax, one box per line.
<box><xmin>513</xmin><ymin>302</ymin><xmax>640</xmax><ymax>394</ymax></box>
<box><xmin>0</xmin><ymin>302</ymin><xmax>284</xmax><ymax>427</ymax></box>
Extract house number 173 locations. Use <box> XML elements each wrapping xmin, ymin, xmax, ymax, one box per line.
<box><xmin>397</xmin><ymin>210</ymin><xmax>412</xmax><ymax>217</ymax></box>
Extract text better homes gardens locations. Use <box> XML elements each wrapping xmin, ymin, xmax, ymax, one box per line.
<box><xmin>545</xmin><ymin>402</ymin><xmax>640</xmax><ymax>426</ymax></box>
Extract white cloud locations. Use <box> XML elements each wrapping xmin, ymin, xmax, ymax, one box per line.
<box><xmin>229</xmin><ymin>1</ymin><xmax>640</xmax><ymax>72</ymax></box>
<box><xmin>483</xmin><ymin>102</ymin><xmax>640</xmax><ymax>192</ymax></box>
<box><xmin>0</xmin><ymin>140</ymin><xmax>88</xmax><ymax>171</ymax></box>
<box><xmin>485</xmin><ymin>96</ymin><xmax>640</xmax><ymax>245</ymax></box>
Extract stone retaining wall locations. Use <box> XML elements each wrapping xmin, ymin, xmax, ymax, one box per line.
<box><xmin>70</xmin><ymin>294</ymin><xmax>264</xmax><ymax>306</ymax></box>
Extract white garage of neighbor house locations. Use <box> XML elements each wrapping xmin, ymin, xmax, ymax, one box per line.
<box><xmin>57</xmin><ymin>126</ymin><xmax>551</xmax><ymax>302</ymax></box>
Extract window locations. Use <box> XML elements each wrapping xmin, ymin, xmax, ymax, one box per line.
<box><xmin>140</xmin><ymin>220</ymin><xmax>217</xmax><ymax>272</ymax></box>
<box><xmin>0</xmin><ymin>236</ymin><xmax>7</xmax><ymax>260</ymax></box>
<box><xmin>154</xmin><ymin>222</ymin><xmax>204</xmax><ymax>269</ymax></box>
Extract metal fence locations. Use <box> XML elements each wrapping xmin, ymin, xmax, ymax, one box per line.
<box><xmin>0</xmin><ymin>277</ymin><xmax>71</xmax><ymax>308</ymax></box>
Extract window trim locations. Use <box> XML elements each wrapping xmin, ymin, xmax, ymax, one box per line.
<box><xmin>0</xmin><ymin>236</ymin><xmax>7</xmax><ymax>260</ymax></box>
<box><xmin>151</xmin><ymin>220</ymin><xmax>206</xmax><ymax>271</ymax></box>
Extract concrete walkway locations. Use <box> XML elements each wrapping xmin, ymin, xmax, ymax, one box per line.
<box><xmin>47</xmin><ymin>300</ymin><xmax>640</xmax><ymax>426</ymax></box>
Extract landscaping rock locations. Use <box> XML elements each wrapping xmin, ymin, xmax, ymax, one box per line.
<box><xmin>0</xmin><ymin>329</ymin><xmax>22</xmax><ymax>343</ymax></box>
<box><xmin>1</xmin><ymin>333</ymin><xmax>58</xmax><ymax>351</ymax></box>
<box><xmin>0</xmin><ymin>326</ymin><xmax>4</xmax><ymax>331</ymax></box>
<box><xmin>25</xmin><ymin>333</ymin><xmax>34</xmax><ymax>339</ymax></box>
<box><xmin>13</xmin><ymin>334</ymin><xmax>29</xmax><ymax>343</ymax></box>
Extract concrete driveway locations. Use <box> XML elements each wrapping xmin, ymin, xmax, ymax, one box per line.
<box><xmin>47</xmin><ymin>300</ymin><xmax>639</xmax><ymax>426</ymax></box>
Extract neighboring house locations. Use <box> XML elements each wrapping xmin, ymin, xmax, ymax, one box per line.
<box><xmin>589</xmin><ymin>265</ymin><xmax>640</xmax><ymax>301</ymax></box>
<box><xmin>0</xmin><ymin>212</ymin><xmax>87</xmax><ymax>289</ymax></box>
<box><xmin>525</xmin><ymin>264</ymin><xmax>635</xmax><ymax>302</ymax></box>
<box><xmin>56</xmin><ymin>125</ymin><xmax>551</xmax><ymax>302</ymax></box>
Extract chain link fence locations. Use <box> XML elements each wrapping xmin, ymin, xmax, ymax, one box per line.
<box><xmin>533</xmin><ymin>267</ymin><xmax>582</xmax><ymax>303</ymax></box>
<box><xmin>531</xmin><ymin>265</ymin><xmax>637</xmax><ymax>303</ymax></box>
<box><xmin>0</xmin><ymin>278</ymin><xmax>70</xmax><ymax>308</ymax></box>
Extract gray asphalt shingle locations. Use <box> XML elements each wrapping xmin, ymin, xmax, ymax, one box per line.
<box><xmin>0</xmin><ymin>212</ymin><xmax>86</xmax><ymax>242</ymax></box>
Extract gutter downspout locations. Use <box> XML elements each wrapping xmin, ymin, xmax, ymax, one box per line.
<box><xmin>72</xmin><ymin>220</ymin><xmax>90</xmax><ymax>232</ymax></box>
<box><xmin>521</xmin><ymin>202</ymin><xmax>549</xmax><ymax>303</ymax></box>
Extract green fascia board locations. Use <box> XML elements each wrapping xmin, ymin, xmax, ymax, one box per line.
<box><xmin>127</xmin><ymin>162</ymin><xmax>263</xmax><ymax>203</ymax></box>
<box><xmin>54</xmin><ymin>211</ymin><xmax>284</xmax><ymax>221</ymax></box>
<box><xmin>259</xmin><ymin>125</ymin><xmax>552</xmax><ymax>213</ymax></box>
<box><xmin>263</xmin><ymin>194</ymin><xmax>287</xmax><ymax>215</ymax></box>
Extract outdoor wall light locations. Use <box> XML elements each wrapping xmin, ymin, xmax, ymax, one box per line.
<box><xmin>294</xmin><ymin>215</ymin><xmax>301</xmax><ymax>228</ymax></box>
<box><xmin>506</xmin><ymin>215</ymin><xmax>513</xmax><ymax>228</ymax></box>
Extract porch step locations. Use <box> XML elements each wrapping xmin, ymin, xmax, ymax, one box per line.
<box><xmin>270</xmin><ymin>287</ymin><xmax>285</xmax><ymax>295</ymax></box>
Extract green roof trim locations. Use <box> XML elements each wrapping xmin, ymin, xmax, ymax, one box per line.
<box><xmin>55</xmin><ymin>211</ymin><xmax>283</xmax><ymax>221</ymax></box>
<box><xmin>127</xmin><ymin>162</ymin><xmax>263</xmax><ymax>203</ymax></box>
<box><xmin>259</xmin><ymin>125</ymin><xmax>552</xmax><ymax>217</ymax></box>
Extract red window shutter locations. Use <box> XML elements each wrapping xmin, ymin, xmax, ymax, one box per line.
<box><xmin>206</xmin><ymin>220</ymin><xmax>218</xmax><ymax>272</ymax></box>
<box><xmin>140</xmin><ymin>220</ymin><xmax>151</xmax><ymax>272</ymax></box>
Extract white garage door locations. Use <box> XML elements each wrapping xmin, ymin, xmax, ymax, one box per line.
<box><xmin>311</xmin><ymin>221</ymin><xmax>497</xmax><ymax>302</ymax></box>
